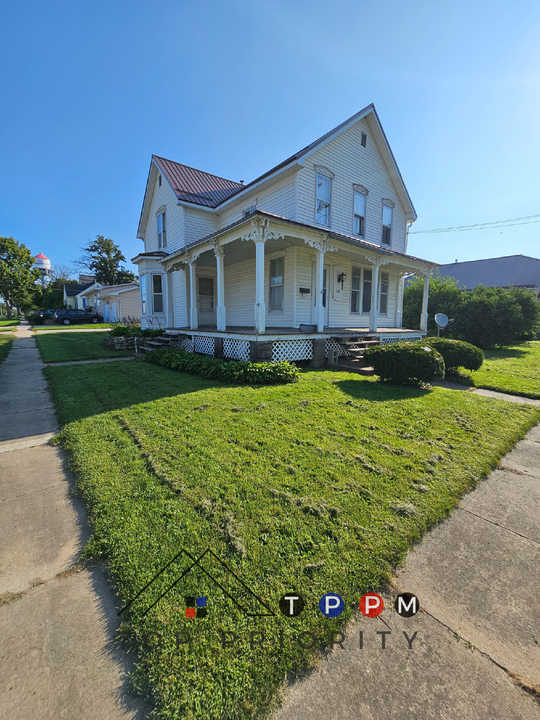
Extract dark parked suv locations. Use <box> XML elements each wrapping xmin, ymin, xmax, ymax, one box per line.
<box><xmin>53</xmin><ymin>309</ymin><xmax>103</xmax><ymax>325</ymax></box>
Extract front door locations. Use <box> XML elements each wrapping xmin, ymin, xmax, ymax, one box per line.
<box><xmin>311</xmin><ymin>264</ymin><xmax>330</xmax><ymax>326</ymax></box>
<box><xmin>198</xmin><ymin>277</ymin><xmax>215</xmax><ymax>326</ymax></box>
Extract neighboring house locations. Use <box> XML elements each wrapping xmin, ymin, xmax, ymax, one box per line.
<box><xmin>435</xmin><ymin>255</ymin><xmax>540</xmax><ymax>300</ymax></box>
<box><xmin>75</xmin><ymin>282</ymin><xmax>103</xmax><ymax>310</ymax></box>
<box><xmin>63</xmin><ymin>281</ymin><xmax>95</xmax><ymax>309</ymax></box>
<box><xmin>99</xmin><ymin>283</ymin><xmax>140</xmax><ymax>323</ymax></box>
<box><xmin>133</xmin><ymin>103</ymin><xmax>435</xmax><ymax>364</ymax></box>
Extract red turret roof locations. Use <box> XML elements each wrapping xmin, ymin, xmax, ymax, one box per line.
<box><xmin>35</xmin><ymin>252</ymin><xmax>49</xmax><ymax>259</ymax></box>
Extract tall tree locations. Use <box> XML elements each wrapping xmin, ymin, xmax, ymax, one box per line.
<box><xmin>0</xmin><ymin>236</ymin><xmax>41</xmax><ymax>317</ymax></box>
<box><xmin>75</xmin><ymin>235</ymin><xmax>137</xmax><ymax>285</ymax></box>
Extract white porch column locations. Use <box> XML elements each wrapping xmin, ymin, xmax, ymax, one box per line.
<box><xmin>315</xmin><ymin>247</ymin><xmax>325</xmax><ymax>332</ymax></box>
<box><xmin>395</xmin><ymin>272</ymin><xmax>406</xmax><ymax>329</ymax></box>
<box><xmin>369</xmin><ymin>263</ymin><xmax>380</xmax><ymax>333</ymax></box>
<box><xmin>189</xmin><ymin>262</ymin><xmax>198</xmax><ymax>330</ymax></box>
<box><xmin>254</xmin><ymin>239</ymin><xmax>266</xmax><ymax>334</ymax></box>
<box><xmin>215</xmin><ymin>245</ymin><xmax>226</xmax><ymax>331</ymax></box>
<box><xmin>420</xmin><ymin>274</ymin><xmax>430</xmax><ymax>331</ymax></box>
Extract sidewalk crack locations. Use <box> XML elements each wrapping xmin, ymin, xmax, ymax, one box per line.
<box><xmin>456</xmin><ymin>506</ymin><xmax>540</xmax><ymax>546</ymax></box>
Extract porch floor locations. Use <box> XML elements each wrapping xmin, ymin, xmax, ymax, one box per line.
<box><xmin>165</xmin><ymin>326</ymin><xmax>423</xmax><ymax>338</ymax></box>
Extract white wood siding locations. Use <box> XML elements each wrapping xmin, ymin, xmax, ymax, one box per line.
<box><xmin>184</xmin><ymin>207</ymin><xmax>218</xmax><ymax>245</ymax></box>
<box><xmin>218</xmin><ymin>175</ymin><xmax>296</xmax><ymax>229</ymax></box>
<box><xmin>143</xmin><ymin>173</ymin><xmax>185</xmax><ymax>253</ymax></box>
<box><xmin>118</xmin><ymin>290</ymin><xmax>141</xmax><ymax>321</ymax></box>
<box><xmin>171</xmin><ymin>268</ymin><xmax>188</xmax><ymax>327</ymax></box>
<box><xmin>296</xmin><ymin>118</ymin><xmax>408</xmax><ymax>253</ymax></box>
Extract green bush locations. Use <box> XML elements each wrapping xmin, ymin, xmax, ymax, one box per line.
<box><xmin>145</xmin><ymin>347</ymin><xmax>300</xmax><ymax>385</ymax></box>
<box><xmin>422</xmin><ymin>337</ymin><xmax>484</xmax><ymax>371</ymax></box>
<box><xmin>364</xmin><ymin>342</ymin><xmax>445</xmax><ymax>385</ymax></box>
<box><xmin>27</xmin><ymin>312</ymin><xmax>45</xmax><ymax>325</ymax></box>
<box><xmin>109</xmin><ymin>324</ymin><xmax>161</xmax><ymax>339</ymax></box>
<box><xmin>403</xmin><ymin>272</ymin><xmax>464</xmax><ymax>337</ymax></box>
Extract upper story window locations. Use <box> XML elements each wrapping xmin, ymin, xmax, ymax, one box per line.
<box><xmin>157</xmin><ymin>210</ymin><xmax>167</xmax><ymax>249</ymax></box>
<box><xmin>353</xmin><ymin>189</ymin><xmax>367</xmax><ymax>237</ymax></box>
<box><xmin>382</xmin><ymin>202</ymin><xmax>394</xmax><ymax>246</ymax></box>
<box><xmin>361</xmin><ymin>132</ymin><xmax>367</xmax><ymax>148</ymax></box>
<box><xmin>269</xmin><ymin>257</ymin><xmax>284</xmax><ymax>310</ymax></box>
<box><xmin>158</xmin><ymin>174</ymin><xmax>162</xmax><ymax>187</ymax></box>
<box><xmin>315</xmin><ymin>173</ymin><xmax>332</xmax><ymax>227</ymax></box>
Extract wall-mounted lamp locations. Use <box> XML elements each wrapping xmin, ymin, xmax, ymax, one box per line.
<box><xmin>337</xmin><ymin>272</ymin><xmax>347</xmax><ymax>290</ymax></box>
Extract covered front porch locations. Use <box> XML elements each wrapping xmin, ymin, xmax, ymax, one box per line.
<box><xmin>160</xmin><ymin>213</ymin><xmax>434</xmax><ymax>344</ymax></box>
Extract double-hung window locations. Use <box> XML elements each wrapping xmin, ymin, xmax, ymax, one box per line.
<box><xmin>157</xmin><ymin>211</ymin><xmax>167</xmax><ymax>249</ymax></box>
<box><xmin>382</xmin><ymin>205</ymin><xmax>392</xmax><ymax>246</ymax></box>
<box><xmin>353</xmin><ymin>191</ymin><xmax>366</xmax><ymax>237</ymax></box>
<box><xmin>350</xmin><ymin>267</ymin><xmax>361</xmax><ymax>313</ymax></box>
<box><xmin>315</xmin><ymin>173</ymin><xmax>331</xmax><ymax>227</ymax></box>
<box><xmin>379</xmin><ymin>272</ymin><xmax>389</xmax><ymax>314</ymax></box>
<box><xmin>140</xmin><ymin>275</ymin><xmax>147</xmax><ymax>314</ymax></box>
<box><xmin>152</xmin><ymin>275</ymin><xmax>164</xmax><ymax>313</ymax></box>
<box><xmin>269</xmin><ymin>258</ymin><xmax>284</xmax><ymax>310</ymax></box>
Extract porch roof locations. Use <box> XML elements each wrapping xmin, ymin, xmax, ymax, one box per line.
<box><xmin>161</xmin><ymin>210</ymin><xmax>437</xmax><ymax>268</ymax></box>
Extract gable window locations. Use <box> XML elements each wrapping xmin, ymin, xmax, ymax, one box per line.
<box><xmin>361</xmin><ymin>132</ymin><xmax>367</xmax><ymax>148</ymax></box>
<box><xmin>152</xmin><ymin>274</ymin><xmax>164</xmax><ymax>313</ymax></box>
<box><xmin>157</xmin><ymin>211</ymin><xmax>167</xmax><ymax>249</ymax></box>
<box><xmin>382</xmin><ymin>204</ymin><xmax>392</xmax><ymax>246</ymax></box>
<box><xmin>350</xmin><ymin>267</ymin><xmax>361</xmax><ymax>313</ymax></box>
<box><xmin>353</xmin><ymin>191</ymin><xmax>366</xmax><ymax>237</ymax></box>
<box><xmin>362</xmin><ymin>269</ymin><xmax>372</xmax><ymax>314</ymax></box>
<box><xmin>315</xmin><ymin>173</ymin><xmax>332</xmax><ymax>227</ymax></box>
<box><xmin>379</xmin><ymin>272</ymin><xmax>389</xmax><ymax>314</ymax></box>
<box><xmin>269</xmin><ymin>258</ymin><xmax>284</xmax><ymax>310</ymax></box>
<box><xmin>159</xmin><ymin>174</ymin><xmax>162</xmax><ymax>187</ymax></box>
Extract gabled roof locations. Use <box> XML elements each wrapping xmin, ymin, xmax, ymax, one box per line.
<box><xmin>76</xmin><ymin>282</ymin><xmax>103</xmax><ymax>297</ymax></box>
<box><xmin>437</xmin><ymin>255</ymin><xmax>540</xmax><ymax>289</ymax></box>
<box><xmin>137</xmin><ymin>103</ymin><xmax>416</xmax><ymax>238</ymax></box>
<box><xmin>100</xmin><ymin>282</ymin><xmax>139</xmax><ymax>298</ymax></box>
<box><xmin>63</xmin><ymin>282</ymin><xmax>94</xmax><ymax>298</ymax></box>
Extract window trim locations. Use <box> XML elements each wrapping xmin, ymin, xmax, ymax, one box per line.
<box><xmin>353</xmin><ymin>186</ymin><xmax>368</xmax><ymax>238</ymax></box>
<box><xmin>156</xmin><ymin>206</ymin><xmax>167</xmax><ymax>249</ymax></box>
<box><xmin>152</xmin><ymin>274</ymin><xmax>165</xmax><ymax>314</ymax></box>
<box><xmin>381</xmin><ymin>200</ymin><xmax>394</xmax><ymax>247</ymax></box>
<box><xmin>268</xmin><ymin>256</ymin><xmax>285</xmax><ymax>312</ymax></box>
<box><xmin>314</xmin><ymin>170</ymin><xmax>333</xmax><ymax>228</ymax></box>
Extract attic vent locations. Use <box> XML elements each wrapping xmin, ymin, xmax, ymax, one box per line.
<box><xmin>159</xmin><ymin>175</ymin><xmax>162</xmax><ymax>187</ymax></box>
<box><xmin>361</xmin><ymin>133</ymin><xmax>367</xmax><ymax>148</ymax></box>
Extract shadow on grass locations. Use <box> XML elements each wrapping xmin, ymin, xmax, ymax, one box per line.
<box><xmin>335</xmin><ymin>378</ymin><xmax>431</xmax><ymax>402</ymax></box>
<box><xmin>44</xmin><ymin>358</ymin><xmax>226</xmax><ymax>426</ymax></box>
<box><xmin>484</xmin><ymin>346</ymin><xmax>529</xmax><ymax>360</ymax></box>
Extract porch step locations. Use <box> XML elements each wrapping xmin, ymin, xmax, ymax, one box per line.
<box><xmin>336</xmin><ymin>357</ymin><xmax>375</xmax><ymax>375</ymax></box>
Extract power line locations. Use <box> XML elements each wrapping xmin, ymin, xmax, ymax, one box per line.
<box><xmin>410</xmin><ymin>212</ymin><xmax>540</xmax><ymax>234</ymax></box>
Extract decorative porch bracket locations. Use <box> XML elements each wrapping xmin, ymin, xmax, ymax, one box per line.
<box><xmin>241</xmin><ymin>218</ymin><xmax>285</xmax><ymax>334</ymax></box>
<box><xmin>364</xmin><ymin>254</ymin><xmax>390</xmax><ymax>333</ymax></box>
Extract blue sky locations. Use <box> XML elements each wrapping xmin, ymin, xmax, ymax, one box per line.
<box><xmin>1</xmin><ymin>0</ymin><xmax>539</xmax><ymax>274</ymax></box>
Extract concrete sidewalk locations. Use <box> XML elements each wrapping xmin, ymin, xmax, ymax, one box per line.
<box><xmin>276</xmin><ymin>408</ymin><xmax>540</xmax><ymax>719</ymax></box>
<box><xmin>0</xmin><ymin>324</ymin><xmax>148</xmax><ymax>719</ymax></box>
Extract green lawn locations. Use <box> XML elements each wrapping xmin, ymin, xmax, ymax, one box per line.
<box><xmin>0</xmin><ymin>334</ymin><xmax>13</xmax><ymax>363</ymax></box>
<box><xmin>0</xmin><ymin>318</ymin><xmax>20</xmax><ymax>327</ymax></box>
<box><xmin>35</xmin><ymin>331</ymin><xmax>132</xmax><ymax>363</ymax></box>
<box><xmin>44</xmin><ymin>359</ymin><xmax>540</xmax><ymax>719</ymax></box>
<box><xmin>458</xmin><ymin>341</ymin><xmax>540</xmax><ymax>398</ymax></box>
<box><xmin>0</xmin><ymin>327</ymin><xmax>15</xmax><ymax>333</ymax></box>
<box><xmin>35</xmin><ymin>322</ymin><xmax>114</xmax><ymax>330</ymax></box>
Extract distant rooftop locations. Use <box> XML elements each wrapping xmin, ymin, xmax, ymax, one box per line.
<box><xmin>436</xmin><ymin>254</ymin><xmax>540</xmax><ymax>290</ymax></box>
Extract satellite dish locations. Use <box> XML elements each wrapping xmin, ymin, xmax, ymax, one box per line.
<box><xmin>435</xmin><ymin>314</ymin><xmax>448</xmax><ymax>328</ymax></box>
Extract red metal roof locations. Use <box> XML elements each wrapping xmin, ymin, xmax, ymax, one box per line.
<box><xmin>154</xmin><ymin>156</ymin><xmax>243</xmax><ymax>208</ymax></box>
<box><xmin>35</xmin><ymin>252</ymin><xmax>49</xmax><ymax>259</ymax></box>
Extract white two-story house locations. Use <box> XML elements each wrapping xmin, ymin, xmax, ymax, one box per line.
<box><xmin>133</xmin><ymin>104</ymin><xmax>435</xmax><ymax>365</ymax></box>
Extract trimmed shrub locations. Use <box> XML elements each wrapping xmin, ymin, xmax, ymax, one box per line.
<box><xmin>145</xmin><ymin>347</ymin><xmax>300</xmax><ymax>385</ymax></box>
<box><xmin>364</xmin><ymin>342</ymin><xmax>445</xmax><ymax>386</ymax></box>
<box><xmin>422</xmin><ymin>337</ymin><xmax>483</xmax><ymax>371</ymax></box>
<box><xmin>109</xmin><ymin>324</ymin><xmax>161</xmax><ymax>339</ymax></box>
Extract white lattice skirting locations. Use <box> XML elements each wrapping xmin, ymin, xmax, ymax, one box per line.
<box><xmin>178</xmin><ymin>337</ymin><xmax>194</xmax><ymax>353</ymax></box>
<box><xmin>380</xmin><ymin>335</ymin><xmax>422</xmax><ymax>345</ymax></box>
<box><xmin>194</xmin><ymin>336</ymin><xmax>215</xmax><ymax>355</ymax></box>
<box><xmin>272</xmin><ymin>340</ymin><xmax>313</xmax><ymax>362</ymax></box>
<box><xmin>325</xmin><ymin>339</ymin><xmax>348</xmax><ymax>358</ymax></box>
<box><xmin>223</xmin><ymin>339</ymin><xmax>250</xmax><ymax>361</ymax></box>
